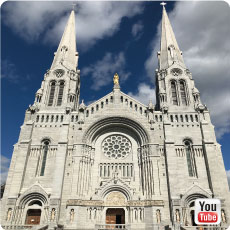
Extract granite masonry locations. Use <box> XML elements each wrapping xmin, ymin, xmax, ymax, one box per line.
<box><xmin>1</xmin><ymin>6</ymin><xmax>230</xmax><ymax>230</ymax></box>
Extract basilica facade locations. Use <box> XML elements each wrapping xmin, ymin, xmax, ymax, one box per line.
<box><xmin>1</xmin><ymin>6</ymin><xmax>230</xmax><ymax>230</ymax></box>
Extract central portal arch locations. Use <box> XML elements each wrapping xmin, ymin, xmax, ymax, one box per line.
<box><xmin>106</xmin><ymin>208</ymin><xmax>125</xmax><ymax>225</ymax></box>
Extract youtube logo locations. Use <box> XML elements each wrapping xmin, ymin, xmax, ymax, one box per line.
<box><xmin>195</xmin><ymin>199</ymin><xmax>221</xmax><ymax>225</ymax></box>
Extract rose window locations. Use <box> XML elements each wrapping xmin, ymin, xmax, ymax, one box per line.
<box><xmin>102</xmin><ymin>135</ymin><xmax>131</xmax><ymax>159</ymax></box>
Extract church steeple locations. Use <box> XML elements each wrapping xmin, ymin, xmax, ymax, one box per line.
<box><xmin>51</xmin><ymin>10</ymin><xmax>78</xmax><ymax>71</ymax></box>
<box><xmin>33</xmin><ymin>9</ymin><xmax>80</xmax><ymax>111</ymax></box>
<box><xmin>158</xmin><ymin>5</ymin><xmax>186</xmax><ymax>70</ymax></box>
<box><xmin>155</xmin><ymin>4</ymin><xmax>204</xmax><ymax>112</ymax></box>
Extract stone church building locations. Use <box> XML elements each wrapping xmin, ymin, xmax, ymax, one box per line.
<box><xmin>1</xmin><ymin>6</ymin><xmax>230</xmax><ymax>230</ymax></box>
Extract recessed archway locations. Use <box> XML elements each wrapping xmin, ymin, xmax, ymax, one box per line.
<box><xmin>106</xmin><ymin>208</ymin><xmax>125</xmax><ymax>225</ymax></box>
<box><xmin>25</xmin><ymin>209</ymin><xmax>41</xmax><ymax>225</ymax></box>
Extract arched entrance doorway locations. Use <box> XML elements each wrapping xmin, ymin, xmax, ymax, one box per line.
<box><xmin>25</xmin><ymin>209</ymin><xmax>41</xmax><ymax>225</ymax></box>
<box><xmin>106</xmin><ymin>208</ymin><xmax>125</xmax><ymax>225</ymax></box>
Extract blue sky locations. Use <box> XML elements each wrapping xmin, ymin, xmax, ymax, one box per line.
<box><xmin>1</xmin><ymin>1</ymin><xmax>230</xmax><ymax>184</ymax></box>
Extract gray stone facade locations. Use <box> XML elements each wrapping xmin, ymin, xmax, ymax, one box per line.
<box><xmin>1</xmin><ymin>7</ymin><xmax>229</xmax><ymax>230</ymax></box>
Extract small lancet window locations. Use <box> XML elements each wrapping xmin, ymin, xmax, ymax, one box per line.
<box><xmin>48</xmin><ymin>81</ymin><xmax>56</xmax><ymax>106</ymax></box>
<box><xmin>160</xmin><ymin>115</ymin><xmax>162</xmax><ymax>122</ymax></box>
<box><xmin>40</xmin><ymin>140</ymin><xmax>49</xmax><ymax>176</ymax></box>
<box><xmin>180</xmin><ymin>81</ymin><xmax>187</xmax><ymax>105</ymax></box>
<box><xmin>184</xmin><ymin>140</ymin><xmax>197</xmax><ymax>177</ymax></box>
<box><xmin>57</xmin><ymin>81</ymin><xmax>65</xmax><ymax>106</ymax></box>
<box><xmin>171</xmin><ymin>81</ymin><xmax>178</xmax><ymax>105</ymax></box>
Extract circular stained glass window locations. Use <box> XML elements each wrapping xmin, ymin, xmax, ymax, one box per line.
<box><xmin>102</xmin><ymin>135</ymin><xmax>131</xmax><ymax>159</ymax></box>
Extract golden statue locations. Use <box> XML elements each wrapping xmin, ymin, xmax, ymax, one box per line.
<box><xmin>113</xmin><ymin>73</ymin><xmax>119</xmax><ymax>85</ymax></box>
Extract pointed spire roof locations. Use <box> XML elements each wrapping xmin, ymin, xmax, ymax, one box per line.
<box><xmin>51</xmin><ymin>10</ymin><xmax>78</xmax><ymax>71</ymax></box>
<box><xmin>159</xmin><ymin>5</ymin><xmax>186</xmax><ymax>70</ymax></box>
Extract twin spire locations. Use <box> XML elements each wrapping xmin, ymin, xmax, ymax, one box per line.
<box><xmin>50</xmin><ymin>4</ymin><xmax>185</xmax><ymax>73</ymax></box>
<box><xmin>159</xmin><ymin>4</ymin><xmax>186</xmax><ymax>70</ymax></box>
<box><xmin>51</xmin><ymin>10</ymin><xmax>78</xmax><ymax>71</ymax></box>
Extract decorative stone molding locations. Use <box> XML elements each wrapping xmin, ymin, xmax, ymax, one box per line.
<box><xmin>170</xmin><ymin>68</ymin><xmax>182</xmax><ymax>76</ymax></box>
<box><xmin>105</xmin><ymin>191</ymin><xmax>127</xmax><ymax>206</ymax></box>
<box><xmin>66</xmin><ymin>200</ymin><xmax>104</xmax><ymax>206</ymax></box>
<box><xmin>54</xmin><ymin>69</ymin><xmax>65</xmax><ymax>78</ymax></box>
<box><xmin>66</xmin><ymin>199</ymin><xmax>164</xmax><ymax>207</ymax></box>
<box><xmin>82</xmin><ymin>116</ymin><xmax>149</xmax><ymax>146</ymax></box>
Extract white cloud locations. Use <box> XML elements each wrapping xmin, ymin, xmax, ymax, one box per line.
<box><xmin>128</xmin><ymin>83</ymin><xmax>156</xmax><ymax>105</ymax></box>
<box><xmin>81</xmin><ymin>52</ymin><xmax>130</xmax><ymax>90</ymax></box>
<box><xmin>0</xmin><ymin>155</ymin><xmax>10</xmax><ymax>184</ymax></box>
<box><xmin>226</xmin><ymin>170</ymin><xmax>230</xmax><ymax>190</ymax></box>
<box><xmin>1</xmin><ymin>59</ymin><xmax>19</xmax><ymax>83</ymax></box>
<box><xmin>145</xmin><ymin>1</ymin><xmax>230</xmax><ymax>139</ymax></box>
<box><xmin>2</xmin><ymin>2</ymin><xmax>68</xmax><ymax>42</ymax></box>
<box><xmin>131</xmin><ymin>20</ymin><xmax>144</xmax><ymax>39</ymax></box>
<box><xmin>2</xmin><ymin>1</ymin><xmax>143</xmax><ymax>50</ymax></box>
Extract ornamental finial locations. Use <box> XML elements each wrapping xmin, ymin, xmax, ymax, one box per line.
<box><xmin>113</xmin><ymin>73</ymin><xmax>119</xmax><ymax>85</ymax></box>
<box><xmin>72</xmin><ymin>2</ymin><xmax>77</xmax><ymax>11</ymax></box>
<box><xmin>160</xmin><ymin>2</ymin><xmax>167</xmax><ymax>7</ymax></box>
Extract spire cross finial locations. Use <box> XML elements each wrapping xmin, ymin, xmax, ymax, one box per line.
<box><xmin>160</xmin><ymin>2</ymin><xmax>167</xmax><ymax>6</ymax></box>
<box><xmin>72</xmin><ymin>2</ymin><xmax>77</xmax><ymax>11</ymax></box>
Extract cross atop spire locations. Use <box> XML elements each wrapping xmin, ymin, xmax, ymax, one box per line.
<box><xmin>160</xmin><ymin>2</ymin><xmax>167</xmax><ymax>7</ymax></box>
<box><xmin>50</xmin><ymin>10</ymin><xmax>78</xmax><ymax>71</ymax></box>
<box><xmin>158</xmin><ymin>4</ymin><xmax>186</xmax><ymax>70</ymax></box>
<box><xmin>72</xmin><ymin>2</ymin><xmax>77</xmax><ymax>11</ymax></box>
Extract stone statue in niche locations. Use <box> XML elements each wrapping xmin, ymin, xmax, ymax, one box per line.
<box><xmin>221</xmin><ymin>210</ymin><xmax>226</xmax><ymax>223</ymax></box>
<box><xmin>112</xmin><ymin>168</ymin><xmax>119</xmax><ymax>184</ymax></box>
<box><xmin>70</xmin><ymin>209</ymin><xmax>75</xmax><ymax>222</ymax></box>
<box><xmin>6</xmin><ymin>208</ymin><xmax>12</xmax><ymax>221</ymax></box>
<box><xmin>51</xmin><ymin>208</ymin><xmax>56</xmax><ymax>221</ymax></box>
<box><xmin>175</xmin><ymin>209</ymin><xmax>180</xmax><ymax>222</ymax></box>
<box><xmin>156</xmin><ymin>209</ymin><xmax>161</xmax><ymax>223</ymax></box>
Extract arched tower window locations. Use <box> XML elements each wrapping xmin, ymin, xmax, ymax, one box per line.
<box><xmin>180</xmin><ymin>81</ymin><xmax>187</xmax><ymax>105</ymax></box>
<box><xmin>57</xmin><ymin>81</ymin><xmax>65</xmax><ymax>106</ymax></box>
<box><xmin>171</xmin><ymin>81</ymin><xmax>178</xmax><ymax>105</ymax></box>
<box><xmin>184</xmin><ymin>140</ymin><xmax>197</xmax><ymax>177</ymax></box>
<box><xmin>40</xmin><ymin>140</ymin><xmax>49</xmax><ymax>176</ymax></box>
<box><xmin>48</xmin><ymin>81</ymin><xmax>56</xmax><ymax>106</ymax></box>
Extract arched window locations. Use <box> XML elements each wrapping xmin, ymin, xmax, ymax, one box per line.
<box><xmin>48</xmin><ymin>81</ymin><xmax>56</xmax><ymax>106</ymax></box>
<box><xmin>57</xmin><ymin>81</ymin><xmax>65</xmax><ymax>106</ymax></box>
<box><xmin>171</xmin><ymin>81</ymin><xmax>178</xmax><ymax>105</ymax></box>
<box><xmin>180</xmin><ymin>81</ymin><xmax>187</xmax><ymax>105</ymax></box>
<box><xmin>40</xmin><ymin>140</ymin><xmax>49</xmax><ymax>176</ymax></box>
<box><xmin>184</xmin><ymin>140</ymin><xmax>197</xmax><ymax>177</ymax></box>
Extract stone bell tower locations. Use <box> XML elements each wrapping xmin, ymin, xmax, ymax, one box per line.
<box><xmin>155</xmin><ymin>5</ymin><xmax>205</xmax><ymax>114</ymax></box>
<box><xmin>1</xmin><ymin>9</ymin><xmax>81</xmax><ymax>227</ymax></box>
<box><xmin>34</xmin><ymin>10</ymin><xmax>80</xmax><ymax>113</ymax></box>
